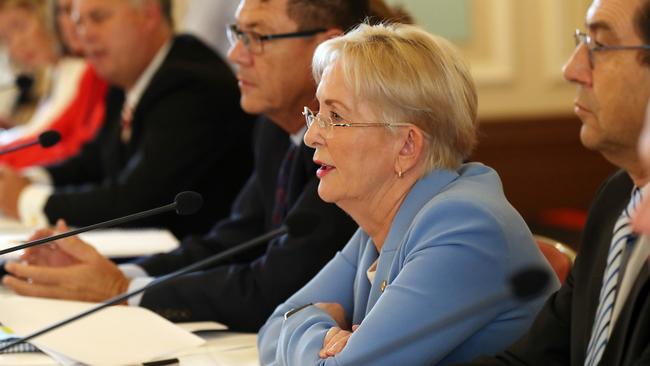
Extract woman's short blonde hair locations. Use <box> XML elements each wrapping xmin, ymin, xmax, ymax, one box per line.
<box><xmin>0</xmin><ymin>0</ymin><xmax>59</xmax><ymax>53</ymax></box>
<box><xmin>312</xmin><ymin>23</ymin><xmax>478</xmax><ymax>172</ymax></box>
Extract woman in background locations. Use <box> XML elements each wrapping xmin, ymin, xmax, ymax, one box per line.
<box><xmin>54</xmin><ymin>0</ymin><xmax>83</xmax><ymax>56</ymax></box>
<box><xmin>0</xmin><ymin>0</ymin><xmax>106</xmax><ymax>168</ymax></box>
<box><xmin>258</xmin><ymin>23</ymin><xmax>559</xmax><ymax>365</ymax></box>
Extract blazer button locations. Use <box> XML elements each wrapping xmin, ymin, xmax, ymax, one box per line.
<box><xmin>380</xmin><ymin>280</ymin><xmax>387</xmax><ymax>293</ymax></box>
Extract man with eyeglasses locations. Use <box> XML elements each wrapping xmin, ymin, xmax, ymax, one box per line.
<box><xmin>2</xmin><ymin>0</ymin><xmax>406</xmax><ymax>332</ymax></box>
<box><xmin>458</xmin><ymin>0</ymin><xmax>650</xmax><ymax>365</ymax></box>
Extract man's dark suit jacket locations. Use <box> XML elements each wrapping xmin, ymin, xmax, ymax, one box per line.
<box><xmin>43</xmin><ymin>35</ymin><xmax>253</xmax><ymax>238</ymax></box>
<box><xmin>461</xmin><ymin>170</ymin><xmax>650</xmax><ymax>366</ymax></box>
<box><xmin>134</xmin><ymin>118</ymin><xmax>359</xmax><ymax>332</ymax></box>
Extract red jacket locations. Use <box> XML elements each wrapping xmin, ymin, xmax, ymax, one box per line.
<box><xmin>0</xmin><ymin>64</ymin><xmax>108</xmax><ymax>169</ymax></box>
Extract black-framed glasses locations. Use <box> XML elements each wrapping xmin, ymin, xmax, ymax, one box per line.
<box><xmin>303</xmin><ymin>107</ymin><xmax>411</xmax><ymax>138</ymax></box>
<box><xmin>574</xmin><ymin>29</ymin><xmax>650</xmax><ymax>68</ymax></box>
<box><xmin>227</xmin><ymin>24</ymin><xmax>326</xmax><ymax>54</ymax></box>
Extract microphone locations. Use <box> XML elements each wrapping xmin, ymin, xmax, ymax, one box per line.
<box><xmin>0</xmin><ymin>191</ymin><xmax>203</xmax><ymax>256</ymax></box>
<box><xmin>0</xmin><ymin>130</ymin><xmax>61</xmax><ymax>155</ymax></box>
<box><xmin>37</xmin><ymin>130</ymin><xmax>61</xmax><ymax>148</ymax></box>
<box><xmin>0</xmin><ymin>212</ymin><xmax>318</xmax><ymax>352</ymax></box>
<box><xmin>345</xmin><ymin>267</ymin><xmax>552</xmax><ymax>365</ymax></box>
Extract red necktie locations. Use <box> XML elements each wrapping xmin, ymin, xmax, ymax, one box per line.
<box><xmin>271</xmin><ymin>144</ymin><xmax>297</xmax><ymax>227</ymax></box>
<box><xmin>120</xmin><ymin>104</ymin><xmax>133</xmax><ymax>143</ymax></box>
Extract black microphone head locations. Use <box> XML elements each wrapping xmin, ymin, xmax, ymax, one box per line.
<box><xmin>174</xmin><ymin>191</ymin><xmax>203</xmax><ymax>215</ymax></box>
<box><xmin>285</xmin><ymin>212</ymin><xmax>321</xmax><ymax>238</ymax></box>
<box><xmin>38</xmin><ymin>130</ymin><xmax>61</xmax><ymax>148</ymax></box>
<box><xmin>510</xmin><ymin>267</ymin><xmax>551</xmax><ymax>301</ymax></box>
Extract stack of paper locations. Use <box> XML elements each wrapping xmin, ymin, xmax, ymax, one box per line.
<box><xmin>0</xmin><ymin>296</ymin><xmax>204</xmax><ymax>366</ymax></box>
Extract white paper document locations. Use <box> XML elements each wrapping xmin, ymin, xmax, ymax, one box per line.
<box><xmin>0</xmin><ymin>229</ymin><xmax>179</xmax><ymax>261</ymax></box>
<box><xmin>0</xmin><ymin>296</ymin><xmax>204</xmax><ymax>366</ymax></box>
<box><xmin>177</xmin><ymin>321</ymin><xmax>228</xmax><ymax>333</ymax></box>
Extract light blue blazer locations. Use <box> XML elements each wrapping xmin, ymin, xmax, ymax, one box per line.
<box><xmin>258</xmin><ymin>163</ymin><xmax>560</xmax><ymax>365</ymax></box>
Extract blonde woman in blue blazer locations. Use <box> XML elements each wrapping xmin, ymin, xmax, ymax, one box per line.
<box><xmin>258</xmin><ymin>23</ymin><xmax>559</xmax><ymax>366</ymax></box>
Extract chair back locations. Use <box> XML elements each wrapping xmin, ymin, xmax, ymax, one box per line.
<box><xmin>534</xmin><ymin>235</ymin><xmax>577</xmax><ymax>284</ymax></box>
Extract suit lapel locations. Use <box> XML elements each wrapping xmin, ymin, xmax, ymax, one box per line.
<box><xmin>366</xmin><ymin>168</ymin><xmax>460</xmax><ymax>308</ymax></box>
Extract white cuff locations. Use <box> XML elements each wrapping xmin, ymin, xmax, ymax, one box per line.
<box><xmin>127</xmin><ymin>276</ymin><xmax>155</xmax><ymax>306</ymax></box>
<box><xmin>21</xmin><ymin>167</ymin><xmax>52</xmax><ymax>185</ymax></box>
<box><xmin>119</xmin><ymin>263</ymin><xmax>149</xmax><ymax>279</ymax></box>
<box><xmin>18</xmin><ymin>184</ymin><xmax>52</xmax><ymax>227</ymax></box>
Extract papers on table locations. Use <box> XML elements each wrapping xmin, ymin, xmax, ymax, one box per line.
<box><xmin>177</xmin><ymin>321</ymin><xmax>228</xmax><ymax>333</ymax></box>
<box><xmin>0</xmin><ymin>325</ymin><xmax>40</xmax><ymax>353</ymax></box>
<box><xmin>0</xmin><ymin>296</ymin><xmax>204</xmax><ymax>366</ymax></box>
<box><xmin>0</xmin><ymin>229</ymin><xmax>179</xmax><ymax>261</ymax></box>
<box><xmin>147</xmin><ymin>332</ymin><xmax>259</xmax><ymax>366</ymax></box>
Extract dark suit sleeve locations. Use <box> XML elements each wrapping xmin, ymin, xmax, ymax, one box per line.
<box><xmin>45</xmin><ymin>88</ymin><xmax>124</xmax><ymax>186</ymax></box>
<box><xmin>133</xmin><ymin>118</ymin><xmax>278</xmax><ymax>274</ymax></box>
<box><xmin>631</xmin><ymin>340</ymin><xmax>650</xmax><ymax>366</ymax></box>
<box><xmin>138</xmin><ymin>177</ymin><xmax>358</xmax><ymax>332</ymax></box>
<box><xmin>45</xmin><ymin>132</ymin><xmax>105</xmax><ymax>186</ymax></box>
<box><xmin>43</xmin><ymin>79</ymin><xmax>237</xmax><ymax>226</ymax></box>
<box><xmin>135</xmin><ymin>170</ymin><xmax>267</xmax><ymax>275</ymax></box>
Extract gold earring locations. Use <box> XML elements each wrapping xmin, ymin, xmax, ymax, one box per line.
<box><xmin>397</xmin><ymin>170</ymin><xmax>403</xmax><ymax>178</ymax></box>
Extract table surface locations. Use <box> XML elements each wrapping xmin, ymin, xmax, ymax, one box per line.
<box><xmin>0</xmin><ymin>287</ymin><xmax>259</xmax><ymax>366</ymax></box>
<box><xmin>0</xmin><ymin>215</ymin><xmax>259</xmax><ymax>365</ymax></box>
<box><xmin>0</xmin><ymin>332</ymin><xmax>259</xmax><ymax>366</ymax></box>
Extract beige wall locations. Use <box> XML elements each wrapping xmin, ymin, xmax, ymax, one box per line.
<box><xmin>173</xmin><ymin>0</ymin><xmax>593</xmax><ymax>120</ymax></box>
<box><xmin>387</xmin><ymin>0</ymin><xmax>591</xmax><ymax>120</ymax></box>
<box><xmin>462</xmin><ymin>0</ymin><xmax>592</xmax><ymax>120</ymax></box>
<box><xmin>172</xmin><ymin>0</ymin><xmax>188</xmax><ymax>28</ymax></box>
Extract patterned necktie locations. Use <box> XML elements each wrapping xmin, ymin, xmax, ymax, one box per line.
<box><xmin>271</xmin><ymin>144</ymin><xmax>297</xmax><ymax>227</ymax></box>
<box><xmin>584</xmin><ymin>187</ymin><xmax>642</xmax><ymax>366</ymax></box>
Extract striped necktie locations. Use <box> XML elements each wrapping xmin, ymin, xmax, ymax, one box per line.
<box><xmin>584</xmin><ymin>187</ymin><xmax>642</xmax><ymax>366</ymax></box>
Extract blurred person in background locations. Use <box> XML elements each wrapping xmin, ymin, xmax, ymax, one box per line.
<box><xmin>0</xmin><ymin>0</ymin><xmax>107</xmax><ymax>168</ymax></box>
<box><xmin>0</xmin><ymin>50</ymin><xmax>42</xmax><ymax>130</ymax></box>
<box><xmin>54</xmin><ymin>0</ymin><xmax>84</xmax><ymax>56</ymax></box>
<box><xmin>181</xmin><ymin>0</ymin><xmax>238</xmax><ymax>63</ymax></box>
<box><xmin>0</xmin><ymin>0</ymin><xmax>253</xmax><ymax>237</ymax></box>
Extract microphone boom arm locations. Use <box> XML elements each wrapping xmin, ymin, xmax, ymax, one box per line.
<box><xmin>0</xmin><ymin>140</ymin><xmax>40</xmax><ymax>155</ymax></box>
<box><xmin>0</xmin><ymin>202</ymin><xmax>177</xmax><ymax>256</ymax></box>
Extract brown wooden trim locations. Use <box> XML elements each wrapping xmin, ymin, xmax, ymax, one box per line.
<box><xmin>470</xmin><ymin>116</ymin><xmax>617</xmax><ymax>227</ymax></box>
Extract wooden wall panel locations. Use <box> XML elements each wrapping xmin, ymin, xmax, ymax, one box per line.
<box><xmin>471</xmin><ymin>116</ymin><xmax>617</xmax><ymax>229</ymax></box>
